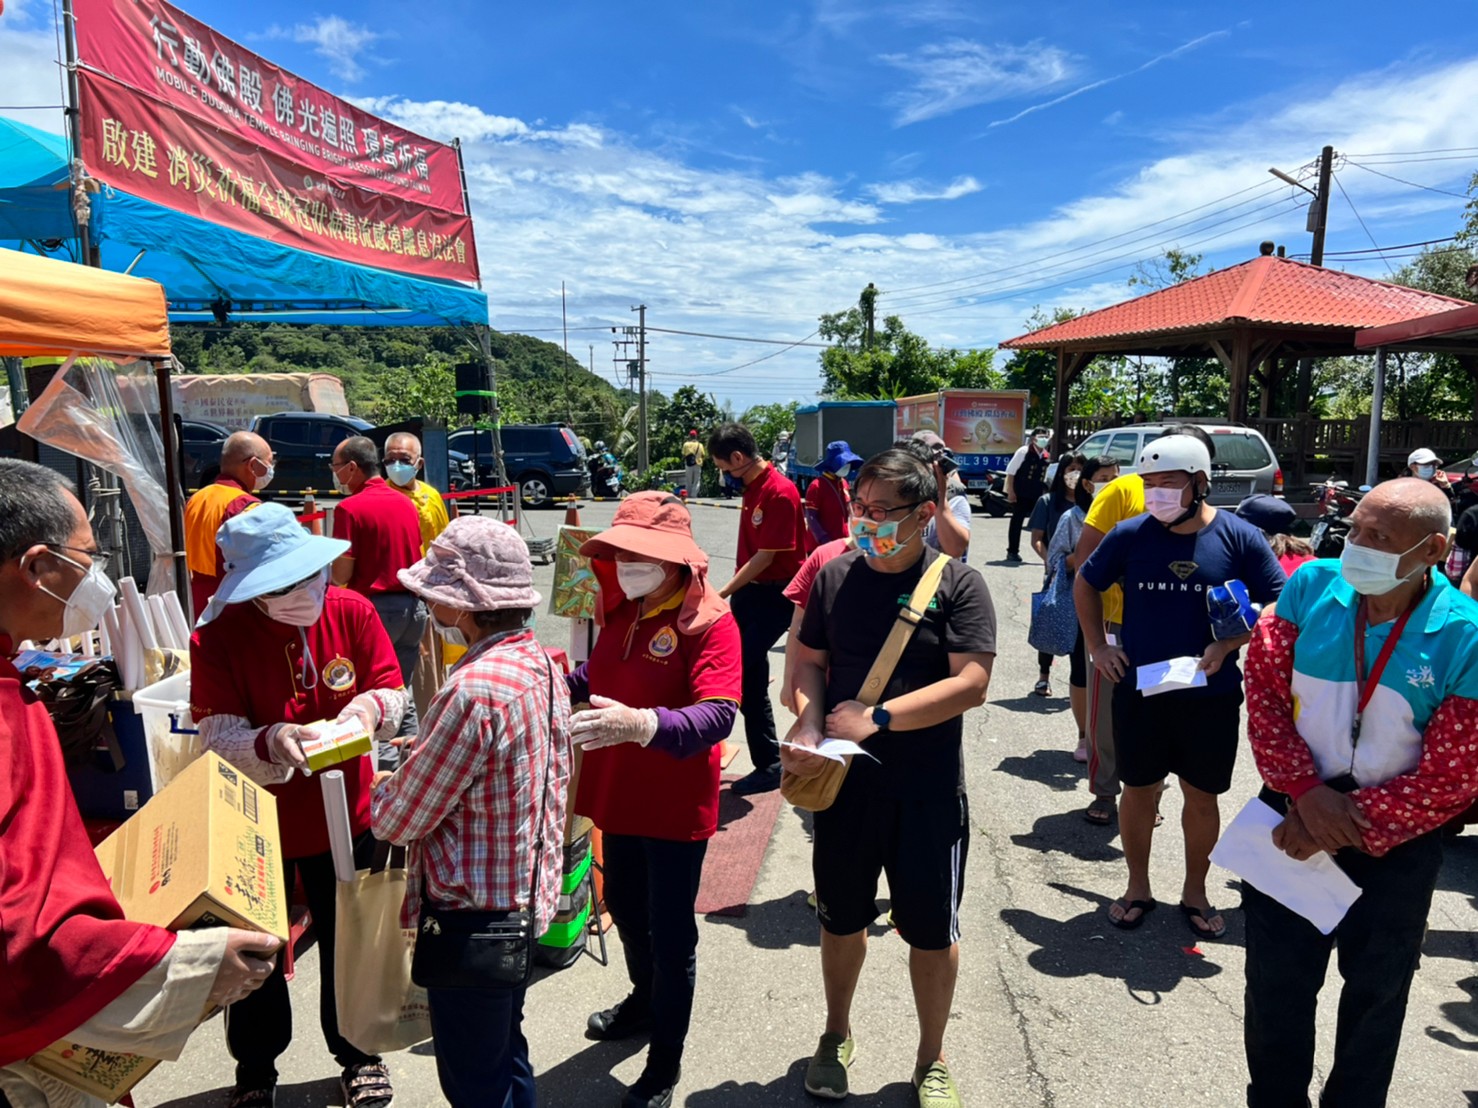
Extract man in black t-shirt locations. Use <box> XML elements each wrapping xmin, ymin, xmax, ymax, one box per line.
<box><xmin>783</xmin><ymin>449</ymin><xmax>996</xmax><ymax>1105</ymax></box>
<box><xmin>1005</xmin><ymin>427</ymin><xmax>1052</xmax><ymax>562</ymax></box>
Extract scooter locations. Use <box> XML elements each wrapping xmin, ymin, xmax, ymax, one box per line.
<box><xmin>1308</xmin><ymin>479</ymin><xmax>1365</xmax><ymax>558</ymax></box>
<box><xmin>979</xmin><ymin>469</ymin><xmax>1011</xmax><ymax>517</ymax></box>
<box><xmin>588</xmin><ymin>455</ymin><xmax>626</xmax><ymax>499</ymax></box>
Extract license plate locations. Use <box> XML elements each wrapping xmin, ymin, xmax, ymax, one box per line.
<box><xmin>966</xmin><ymin>479</ymin><xmax>989</xmax><ymax>489</ymax></box>
<box><xmin>1212</xmin><ymin>479</ymin><xmax>1252</xmax><ymax>499</ymax></box>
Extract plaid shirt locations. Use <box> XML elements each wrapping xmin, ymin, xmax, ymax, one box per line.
<box><xmin>371</xmin><ymin>629</ymin><xmax>572</xmax><ymax>931</ymax></box>
<box><xmin>1445</xmin><ymin>542</ymin><xmax>1471</xmax><ymax>588</ymax></box>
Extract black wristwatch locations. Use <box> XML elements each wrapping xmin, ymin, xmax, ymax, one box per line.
<box><xmin>871</xmin><ymin>705</ymin><xmax>892</xmax><ymax>733</ymax></box>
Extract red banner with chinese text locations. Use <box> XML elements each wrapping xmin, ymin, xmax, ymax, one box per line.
<box><xmin>78</xmin><ymin>70</ymin><xmax>480</xmax><ymax>284</ymax></box>
<box><xmin>73</xmin><ymin>0</ymin><xmax>466</xmax><ymax>214</ymax></box>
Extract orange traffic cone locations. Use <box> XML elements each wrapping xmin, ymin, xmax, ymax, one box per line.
<box><xmin>564</xmin><ymin>498</ymin><xmax>581</xmax><ymax>528</ymax></box>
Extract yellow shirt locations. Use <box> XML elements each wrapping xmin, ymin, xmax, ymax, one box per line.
<box><xmin>393</xmin><ymin>478</ymin><xmax>451</xmax><ymax>554</ymax></box>
<box><xmin>1082</xmin><ymin>474</ymin><xmax>1145</xmax><ymax>625</ymax></box>
<box><xmin>681</xmin><ymin>440</ymin><xmax>705</xmax><ymax>465</ymax></box>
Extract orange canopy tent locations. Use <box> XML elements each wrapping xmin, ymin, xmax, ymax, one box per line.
<box><xmin>0</xmin><ymin>246</ymin><xmax>171</xmax><ymax>359</ymax></box>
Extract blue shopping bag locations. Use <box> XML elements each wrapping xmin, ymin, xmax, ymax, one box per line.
<box><xmin>1028</xmin><ymin>555</ymin><xmax>1079</xmax><ymax>656</ymax></box>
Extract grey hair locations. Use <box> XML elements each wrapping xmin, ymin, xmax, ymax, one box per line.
<box><xmin>0</xmin><ymin>459</ymin><xmax>78</xmax><ymax>561</ymax></box>
<box><xmin>855</xmin><ymin>448</ymin><xmax>938</xmax><ymax>504</ymax></box>
<box><xmin>338</xmin><ymin>435</ymin><xmax>382</xmax><ymax>476</ymax></box>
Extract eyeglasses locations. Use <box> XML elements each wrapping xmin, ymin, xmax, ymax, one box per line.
<box><xmin>260</xmin><ymin>573</ymin><xmax>321</xmax><ymax>598</ymax></box>
<box><xmin>45</xmin><ymin>543</ymin><xmax>110</xmax><ymax>572</ymax></box>
<box><xmin>849</xmin><ymin>499</ymin><xmax>923</xmax><ymax>523</ymax></box>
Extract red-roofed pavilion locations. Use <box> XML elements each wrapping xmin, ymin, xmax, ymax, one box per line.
<box><xmin>999</xmin><ymin>251</ymin><xmax>1470</xmax><ymax>450</ymax></box>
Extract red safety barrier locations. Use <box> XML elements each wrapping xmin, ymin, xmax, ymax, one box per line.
<box><xmin>297</xmin><ymin>510</ymin><xmax>327</xmax><ymax>524</ymax></box>
<box><xmin>443</xmin><ymin>485</ymin><xmax>518</xmax><ymax>501</ymax></box>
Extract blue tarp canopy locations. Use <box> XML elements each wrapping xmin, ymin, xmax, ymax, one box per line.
<box><xmin>0</xmin><ymin>116</ymin><xmax>488</xmax><ymax>327</ymax></box>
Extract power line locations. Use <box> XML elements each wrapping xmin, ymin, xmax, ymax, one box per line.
<box><xmin>1344</xmin><ymin>161</ymin><xmax>1472</xmax><ymax>199</ymax></box>
<box><xmin>644</xmin><ymin>326</ymin><xmax>828</xmax><ymax>347</ymax></box>
<box><xmin>1287</xmin><ymin>236</ymin><xmax>1462</xmax><ymax>259</ymax></box>
<box><xmin>687</xmin><ymin>330</ymin><xmax>823</xmax><ymax>376</ymax></box>
<box><xmin>1331</xmin><ymin>173</ymin><xmax>1395</xmax><ymax>276</ymax></box>
<box><xmin>869</xmin><ymin>174</ymin><xmax>1288</xmax><ymax>299</ymax></box>
<box><xmin>1343</xmin><ymin>146</ymin><xmax>1478</xmax><ymax>158</ymax></box>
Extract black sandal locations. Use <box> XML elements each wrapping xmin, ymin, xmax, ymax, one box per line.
<box><xmin>1108</xmin><ymin>898</ymin><xmax>1156</xmax><ymax>930</ymax></box>
<box><xmin>1084</xmin><ymin>796</ymin><xmax>1117</xmax><ymax>825</ymax></box>
<box><xmin>341</xmin><ymin>1062</ymin><xmax>393</xmax><ymax>1108</ymax></box>
<box><xmin>1179</xmin><ymin>901</ymin><xmax>1227</xmax><ymax>941</ymax></box>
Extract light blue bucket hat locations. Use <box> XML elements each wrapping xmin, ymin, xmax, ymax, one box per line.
<box><xmin>197</xmin><ymin>503</ymin><xmax>350</xmax><ymax>626</ymax></box>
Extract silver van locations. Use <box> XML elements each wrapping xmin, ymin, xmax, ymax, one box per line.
<box><xmin>1072</xmin><ymin>423</ymin><xmax>1284</xmax><ymax>505</ymax></box>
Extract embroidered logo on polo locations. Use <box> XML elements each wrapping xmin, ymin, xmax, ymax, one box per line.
<box><xmin>323</xmin><ymin>657</ymin><xmax>357</xmax><ymax>692</ymax></box>
<box><xmin>1169</xmin><ymin>560</ymin><xmax>1199</xmax><ymax>580</ymax></box>
<box><xmin>648</xmin><ymin>627</ymin><xmax>678</xmax><ymax>659</ymax></box>
<box><xmin>1406</xmin><ymin>665</ymin><xmax>1436</xmax><ymax>689</ymax></box>
<box><xmin>752</xmin><ymin>508</ymin><xmax>764</xmax><ymax>527</ymax></box>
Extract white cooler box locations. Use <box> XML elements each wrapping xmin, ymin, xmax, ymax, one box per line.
<box><xmin>131</xmin><ymin>671</ymin><xmax>204</xmax><ymax>791</ymax></box>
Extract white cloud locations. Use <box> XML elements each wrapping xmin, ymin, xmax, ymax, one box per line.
<box><xmin>880</xmin><ymin>40</ymin><xmax>1075</xmax><ymax>126</ymax></box>
<box><xmin>869</xmin><ymin>176</ymin><xmax>982</xmax><ymax>204</ymax></box>
<box><xmin>0</xmin><ymin>0</ymin><xmax>68</xmax><ymax>135</ymax></box>
<box><xmin>264</xmin><ymin>15</ymin><xmax>380</xmax><ymax>82</ymax></box>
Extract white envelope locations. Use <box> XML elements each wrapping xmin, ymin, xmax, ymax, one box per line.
<box><xmin>1136</xmin><ymin>656</ymin><xmax>1208</xmax><ymax>697</ymax></box>
<box><xmin>779</xmin><ymin>737</ymin><xmax>880</xmax><ymax>764</ymax></box>
<box><xmin>1209</xmin><ymin>797</ymin><xmax>1362</xmax><ymax>935</ymax></box>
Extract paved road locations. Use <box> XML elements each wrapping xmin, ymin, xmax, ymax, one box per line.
<box><xmin>137</xmin><ymin>501</ymin><xmax>1478</xmax><ymax>1108</ymax></box>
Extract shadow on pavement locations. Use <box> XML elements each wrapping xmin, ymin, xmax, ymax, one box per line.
<box><xmin>534</xmin><ymin>1037</ymin><xmax>646</xmax><ymax>1104</ymax></box>
<box><xmin>704</xmin><ymin>891</ymin><xmax>894</xmax><ymax>950</ymax></box>
<box><xmin>152</xmin><ymin>1077</ymin><xmax>340</xmax><ymax>1108</ymax></box>
<box><xmin>995</xmin><ymin>749</ymin><xmax>1088</xmax><ymax>793</ymax></box>
<box><xmin>1425</xmin><ymin>975</ymin><xmax>1478</xmax><ymax>1053</ymax></box>
<box><xmin>1009</xmin><ymin>809</ymin><xmax>1125</xmax><ymax>862</ymax></box>
<box><xmin>684</xmin><ymin>1057</ymin><xmax>914</xmax><ymax>1106</ymax></box>
<box><xmin>989</xmin><ymin>694</ymin><xmax>1069</xmax><ymax>717</ymax></box>
<box><xmin>999</xmin><ymin>881</ymin><xmax>1240</xmax><ymax>1002</ymax></box>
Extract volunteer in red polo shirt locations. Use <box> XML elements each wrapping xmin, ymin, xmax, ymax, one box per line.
<box><xmin>329</xmin><ymin>435</ymin><xmax>427</xmax><ymax>768</ymax></box>
<box><xmin>567</xmin><ymin>492</ymin><xmax>741</xmax><ymax>1108</ymax></box>
<box><xmin>804</xmin><ymin>440</ymin><xmax>861</xmax><ymax>552</ymax></box>
<box><xmin>708</xmin><ymin>421</ymin><xmax>805</xmax><ymax>795</ymax></box>
<box><xmin>191</xmin><ymin>503</ymin><xmax>408</xmax><ymax>1108</ymax></box>
<box><xmin>182</xmin><ymin>431</ymin><xmax>271</xmax><ymax>617</ymax></box>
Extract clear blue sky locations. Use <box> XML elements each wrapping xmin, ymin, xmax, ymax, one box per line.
<box><xmin>5</xmin><ymin>0</ymin><xmax>1478</xmax><ymax>408</ymax></box>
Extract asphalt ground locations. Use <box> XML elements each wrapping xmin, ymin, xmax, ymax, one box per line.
<box><xmin>134</xmin><ymin>500</ymin><xmax>1478</xmax><ymax>1108</ymax></box>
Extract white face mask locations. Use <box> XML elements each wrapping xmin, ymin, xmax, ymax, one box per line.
<box><xmin>617</xmin><ymin>561</ymin><xmax>669</xmax><ymax>600</ymax></box>
<box><xmin>252</xmin><ymin>459</ymin><xmax>275</xmax><ymax>492</ymax></box>
<box><xmin>258</xmin><ymin>569</ymin><xmax>330</xmax><ymax>626</ymax></box>
<box><xmin>1339</xmin><ymin>536</ymin><xmax>1429</xmax><ymax>596</ymax></box>
<box><xmin>37</xmin><ymin>550</ymin><xmax>118</xmax><ymax>638</ymax></box>
<box><xmin>1063</xmin><ymin>471</ymin><xmax>1081</xmax><ymax>489</ymax></box>
<box><xmin>1144</xmin><ymin>484</ymin><xmax>1191</xmax><ymax>525</ymax></box>
<box><xmin>433</xmin><ymin>610</ymin><xmax>469</xmax><ymax>648</ymax></box>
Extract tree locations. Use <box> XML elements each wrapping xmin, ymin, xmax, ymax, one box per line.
<box><xmin>740</xmin><ymin>401</ymin><xmax>802</xmax><ymax>458</ymax></box>
<box><xmin>818</xmin><ymin>302</ymin><xmax>1000</xmax><ymax>399</ymax></box>
<box><xmin>1001</xmin><ymin>307</ymin><xmax>1076</xmax><ymax>424</ymax></box>
<box><xmin>649</xmin><ymin>385</ymin><xmax>725</xmax><ymax>463</ymax></box>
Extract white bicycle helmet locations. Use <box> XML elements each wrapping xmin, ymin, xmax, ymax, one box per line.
<box><xmin>1137</xmin><ymin>436</ymin><xmax>1211</xmax><ymax>478</ymax></box>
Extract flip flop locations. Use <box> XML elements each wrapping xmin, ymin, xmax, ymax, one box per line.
<box><xmin>1084</xmin><ymin>796</ymin><xmax>1117</xmax><ymax>825</ymax></box>
<box><xmin>1179</xmin><ymin>902</ymin><xmax>1227</xmax><ymax>941</ymax></box>
<box><xmin>1108</xmin><ymin>898</ymin><xmax>1156</xmax><ymax>931</ymax></box>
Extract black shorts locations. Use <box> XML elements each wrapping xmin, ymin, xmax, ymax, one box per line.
<box><xmin>1069</xmin><ymin>627</ymin><xmax>1087</xmax><ymax>688</ymax></box>
<box><xmin>1111</xmin><ymin>684</ymin><xmax>1243</xmax><ymax>794</ymax></box>
<box><xmin>812</xmin><ymin>786</ymin><xmax>969</xmax><ymax>950</ymax></box>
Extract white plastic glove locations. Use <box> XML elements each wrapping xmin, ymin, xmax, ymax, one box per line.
<box><xmin>570</xmin><ymin>694</ymin><xmax>659</xmax><ymax>750</ymax></box>
<box><xmin>335</xmin><ymin>692</ymin><xmax>381</xmax><ymax>737</ymax></box>
<box><xmin>266</xmin><ymin>722</ymin><xmax>315</xmax><ymax>772</ymax></box>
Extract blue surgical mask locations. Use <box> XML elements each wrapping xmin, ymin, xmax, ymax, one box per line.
<box><xmin>385</xmin><ymin>461</ymin><xmax>419</xmax><ymax>487</ymax></box>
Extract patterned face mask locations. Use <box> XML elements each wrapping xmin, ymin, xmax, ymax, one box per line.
<box><xmin>848</xmin><ymin>509</ymin><xmax>919</xmax><ymax>559</ymax></box>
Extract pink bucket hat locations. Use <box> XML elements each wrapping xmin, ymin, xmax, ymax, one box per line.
<box><xmin>398</xmin><ymin>516</ymin><xmax>542</xmax><ymax>611</ymax></box>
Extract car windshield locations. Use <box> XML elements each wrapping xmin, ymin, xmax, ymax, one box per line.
<box><xmin>1208</xmin><ymin>432</ymin><xmax>1272</xmax><ymax>470</ymax></box>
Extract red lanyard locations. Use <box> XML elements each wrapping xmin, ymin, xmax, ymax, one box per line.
<box><xmin>1351</xmin><ymin>596</ymin><xmax>1419</xmax><ymax>745</ymax></box>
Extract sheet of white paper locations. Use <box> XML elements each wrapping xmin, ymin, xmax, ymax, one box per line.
<box><xmin>779</xmin><ymin>737</ymin><xmax>880</xmax><ymax>764</ymax></box>
<box><xmin>1136</xmin><ymin>656</ymin><xmax>1209</xmax><ymax>697</ymax></box>
<box><xmin>1209</xmin><ymin>798</ymin><xmax>1362</xmax><ymax>935</ymax></box>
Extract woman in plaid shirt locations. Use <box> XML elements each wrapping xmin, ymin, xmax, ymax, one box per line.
<box><xmin>371</xmin><ymin>517</ymin><xmax>572</xmax><ymax>1108</ymax></box>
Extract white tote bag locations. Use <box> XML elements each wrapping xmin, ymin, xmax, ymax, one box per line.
<box><xmin>334</xmin><ymin>850</ymin><xmax>433</xmax><ymax>1054</ymax></box>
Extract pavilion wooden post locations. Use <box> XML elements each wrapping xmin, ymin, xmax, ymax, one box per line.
<box><xmin>1052</xmin><ymin>350</ymin><xmax>1095</xmax><ymax>448</ymax></box>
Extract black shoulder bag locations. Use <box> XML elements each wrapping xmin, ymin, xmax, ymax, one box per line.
<box><xmin>411</xmin><ymin>659</ymin><xmax>557</xmax><ymax>991</ymax></box>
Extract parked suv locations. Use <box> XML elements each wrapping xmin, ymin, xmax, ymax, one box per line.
<box><xmin>252</xmin><ymin>412</ymin><xmax>475</xmax><ymax>496</ymax></box>
<box><xmin>179</xmin><ymin>418</ymin><xmax>232</xmax><ymax>490</ymax></box>
<box><xmin>449</xmin><ymin>423</ymin><xmax>589</xmax><ymax>508</ymax></box>
<box><xmin>1072</xmin><ymin>423</ymin><xmax>1283</xmax><ymax>505</ymax></box>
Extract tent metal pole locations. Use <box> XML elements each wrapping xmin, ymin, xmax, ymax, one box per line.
<box><xmin>153</xmin><ymin>358</ymin><xmax>189</xmax><ymax>610</ymax></box>
<box><xmin>452</xmin><ymin>138</ymin><xmax>481</xmax><ymax>290</ymax></box>
<box><xmin>60</xmin><ymin>0</ymin><xmax>95</xmax><ymax>266</ymax></box>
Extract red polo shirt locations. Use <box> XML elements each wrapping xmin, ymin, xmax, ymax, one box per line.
<box><xmin>332</xmin><ymin>477</ymin><xmax>424</xmax><ymax>596</ymax></box>
<box><xmin>803</xmin><ymin>472</ymin><xmax>850</xmax><ymax>552</ymax></box>
<box><xmin>190</xmin><ymin>588</ymin><xmax>402</xmax><ymax>858</ymax></box>
<box><xmin>576</xmin><ymin>590</ymin><xmax>742</xmax><ymax>841</ymax></box>
<box><xmin>738</xmin><ymin>463</ymin><xmax>804</xmax><ymax>583</ymax></box>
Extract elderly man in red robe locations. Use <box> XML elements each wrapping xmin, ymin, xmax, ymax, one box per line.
<box><xmin>0</xmin><ymin>459</ymin><xmax>278</xmax><ymax>1108</ymax></box>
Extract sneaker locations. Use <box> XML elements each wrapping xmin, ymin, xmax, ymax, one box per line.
<box><xmin>1005</xmin><ymin>552</ymin><xmax>1023</xmax><ymax>563</ymax></box>
<box><xmin>340</xmin><ymin>1062</ymin><xmax>392</xmax><ymax>1108</ymax></box>
<box><xmin>587</xmin><ymin>994</ymin><xmax>653</xmax><ymax>1041</ymax></box>
<box><xmin>620</xmin><ymin>1063</ymin><xmax>679</xmax><ymax>1108</ymax></box>
<box><xmin>1072</xmin><ymin>739</ymin><xmax>1089</xmax><ymax>763</ymax></box>
<box><xmin>913</xmin><ymin>1061</ymin><xmax>962</xmax><ymax>1106</ymax></box>
<box><xmin>730</xmin><ymin>765</ymin><xmax>781</xmax><ymax>796</ymax></box>
<box><xmin>804</xmin><ymin>1032</ymin><xmax>855</xmax><ymax>1099</ymax></box>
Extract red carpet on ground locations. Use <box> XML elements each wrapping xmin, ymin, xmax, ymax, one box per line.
<box><xmin>694</xmin><ymin>777</ymin><xmax>785</xmax><ymax>917</ymax></box>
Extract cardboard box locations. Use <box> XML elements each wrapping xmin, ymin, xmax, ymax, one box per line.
<box><xmin>300</xmin><ymin>717</ymin><xmax>373</xmax><ymax>773</ymax></box>
<box><xmin>31</xmin><ymin>752</ymin><xmax>289</xmax><ymax>1103</ymax></box>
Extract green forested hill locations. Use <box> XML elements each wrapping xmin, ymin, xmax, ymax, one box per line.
<box><xmin>168</xmin><ymin>323</ymin><xmax>636</xmax><ymax>442</ymax></box>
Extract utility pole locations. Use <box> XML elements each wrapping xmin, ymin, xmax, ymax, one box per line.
<box><xmin>1271</xmin><ymin>145</ymin><xmax>1336</xmax><ymax>424</ymax></box>
<box><xmin>633</xmin><ymin>304</ymin><xmax>649</xmax><ymax>472</ymax></box>
<box><xmin>860</xmin><ymin>282</ymin><xmax>877</xmax><ymax>349</ymax></box>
